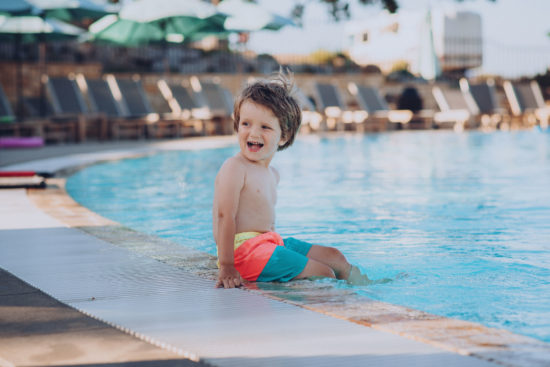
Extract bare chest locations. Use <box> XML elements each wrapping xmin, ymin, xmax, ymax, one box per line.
<box><xmin>241</xmin><ymin>175</ymin><xmax>277</xmax><ymax>206</ymax></box>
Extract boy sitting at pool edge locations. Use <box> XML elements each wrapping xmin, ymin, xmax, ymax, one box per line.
<box><xmin>212</xmin><ymin>72</ymin><xmax>369</xmax><ymax>289</ymax></box>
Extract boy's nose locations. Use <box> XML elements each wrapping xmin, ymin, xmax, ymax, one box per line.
<box><xmin>250</xmin><ymin>125</ymin><xmax>262</xmax><ymax>136</ymax></box>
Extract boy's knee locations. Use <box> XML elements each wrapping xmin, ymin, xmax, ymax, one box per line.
<box><xmin>297</xmin><ymin>260</ymin><xmax>336</xmax><ymax>280</ymax></box>
<box><xmin>326</xmin><ymin>246</ymin><xmax>346</xmax><ymax>262</ymax></box>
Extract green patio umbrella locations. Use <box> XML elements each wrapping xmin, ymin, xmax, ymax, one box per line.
<box><xmin>0</xmin><ymin>14</ymin><xmax>84</xmax><ymax>120</ymax></box>
<box><xmin>87</xmin><ymin>0</ymin><xmax>225</xmax><ymax>46</ymax></box>
<box><xmin>87</xmin><ymin>0</ymin><xmax>227</xmax><ymax>73</ymax></box>
<box><xmin>87</xmin><ymin>14</ymin><xmax>165</xmax><ymax>46</ymax></box>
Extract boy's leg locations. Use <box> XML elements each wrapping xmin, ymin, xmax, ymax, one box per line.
<box><xmin>293</xmin><ymin>258</ymin><xmax>335</xmax><ymax>280</ymax></box>
<box><xmin>306</xmin><ymin>246</ymin><xmax>371</xmax><ymax>285</ymax></box>
<box><xmin>283</xmin><ymin>238</ymin><xmax>352</xmax><ymax>280</ymax></box>
<box><xmin>305</xmin><ymin>245</ymin><xmax>352</xmax><ymax>280</ymax></box>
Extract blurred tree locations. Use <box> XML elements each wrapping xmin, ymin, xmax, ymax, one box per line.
<box><xmin>210</xmin><ymin>0</ymin><xmax>496</xmax><ymax>24</ymax></box>
<box><xmin>309</xmin><ymin>49</ymin><xmax>336</xmax><ymax>64</ymax></box>
<box><xmin>290</xmin><ymin>0</ymin><xmax>497</xmax><ymax>23</ymax></box>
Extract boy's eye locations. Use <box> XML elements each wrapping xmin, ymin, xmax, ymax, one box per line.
<box><xmin>262</xmin><ymin>125</ymin><xmax>271</xmax><ymax>130</ymax></box>
<box><xmin>241</xmin><ymin>121</ymin><xmax>249</xmax><ymax>126</ymax></box>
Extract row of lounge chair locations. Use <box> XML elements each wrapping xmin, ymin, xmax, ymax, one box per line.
<box><xmin>307</xmin><ymin>79</ymin><xmax>549</xmax><ymax>133</ymax></box>
<box><xmin>0</xmin><ymin>75</ymin><xmax>548</xmax><ymax>143</ymax></box>
<box><xmin>0</xmin><ymin>74</ymin><xmax>234</xmax><ymax>143</ymax></box>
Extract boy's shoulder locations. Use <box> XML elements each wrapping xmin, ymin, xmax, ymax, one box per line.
<box><xmin>223</xmin><ymin>153</ymin><xmax>246</xmax><ymax>168</ymax></box>
<box><xmin>217</xmin><ymin>154</ymin><xmax>247</xmax><ymax>177</ymax></box>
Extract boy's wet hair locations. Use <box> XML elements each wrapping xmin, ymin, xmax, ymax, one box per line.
<box><xmin>233</xmin><ymin>70</ymin><xmax>302</xmax><ymax>151</ymax></box>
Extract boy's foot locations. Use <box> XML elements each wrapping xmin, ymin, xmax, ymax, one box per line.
<box><xmin>346</xmin><ymin>265</ymin><xmax>372</xmax><ymax>286</ymax></box>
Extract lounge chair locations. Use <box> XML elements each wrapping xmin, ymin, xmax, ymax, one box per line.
<box><xmin>0</xmin><ymin>84</ymin><xmax>40</xmax><ymax>139</ymax></box>
<box><xmin>0</xmin><ymin>82</ymin><xmax>17</xmax><ymax>136</ymax></box>
<box><xmin>76</xmin><ymin>74</ymin><xmax>152</xmax><ymax>139</ymax></box>
<box><xmin>157</xmin><ymin>79</ymin><xmax>211</xmax><ymax>136</ymax></box>
<box><xmin>432</xmin><ymin>85</ymin><xmax>475</xmax><ymax>131</ymax></box>
<box><xmin>294</xmin><ymin>87</ymin><xmax>323</xmax><ymax>132</ymax></box>
<box><xmin>503</xmin><ymin>80</ymin><xmax>550</xmax><ymax>129</ymax></box>
<box><xmin>347</xmin><ymin>83</ymin><xmax>431</xmax><ymax>131</ymax></box>
<box><xmin>459</xmin><ymin>78</ymin><xmax>508</xmax><ymax>130</ymax></box>
<box><xmin>109</xmin><ymin>75</ymin><xmax>180</xmax><ymax>139</ymax></box>
<box><xmin>189</xmin><ymin>76</ymin><xmax>234</xmax><ymax>135</ymax></box>
<box><xmin>0</xmin><ymin>83</ymin><xmax>14</xmax><ymax>125</ymax></box>
<box><xmin>0</xmin><ymin>81</ymin><xmax>74</xmax><ymax>143</ymax></box>
<box><xmin>45</xmin><ymin>75</ymin><xmax>108</xmax><ymax>141</ymax></box>
<box><xmin>312</xmin><ymin>82</ymin><xmax>365</xmax><ymax>131</ymax></box>
<box><xmin>3</xmin><ymin>77</ymin><xmax>86</xmax><ymax>145</ymax></box>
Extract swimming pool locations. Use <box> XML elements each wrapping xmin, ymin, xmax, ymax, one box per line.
<box><xmin>67</xmin><ymin>130</ymin><xmax>550</xmax><ymax>343</ymax></box>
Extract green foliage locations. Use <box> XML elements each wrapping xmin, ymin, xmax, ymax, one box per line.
<box><xmin>389</xmin><ymin>60</ymin><xmax>409</xmax><ymax>73</ymax></box>
<box><xmin>359</xmin><ymin>0</ymin><xmax>398</xmax><ymax>14</ymax></box>
<box><xmin>309</xmin><ymin>49</ymin><xmax>337</xmax><ymax>64</ymax></box>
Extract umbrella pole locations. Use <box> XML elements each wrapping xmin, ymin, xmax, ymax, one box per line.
<box><xmin>38</xmin><ymin>14</ymin><xmax>47</xmax><ymax>118</ymax></box>
<box><xmin>163</xmin><ymin>41</ymin><xmax>169</xmax><ymax>75</ymax></box>
<box><xmin>15</xmin><ymin>33</ymin><xmax>23</xmax><ymax>123</ymax></box>
<box><xmin>39</xmin><ymin>41</ymin><xmax>46</xmax><ymax>117</ymax></box>
<box><xmin>161</xmin><ymin>20</ymin><xmax>169</xmax><ymax>76</ymax></box>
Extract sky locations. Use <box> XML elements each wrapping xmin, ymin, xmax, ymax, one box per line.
<box><xmin>245</xmin><ymin>0</ymin><xmax>550</xmax><ymax>78</ymax></box>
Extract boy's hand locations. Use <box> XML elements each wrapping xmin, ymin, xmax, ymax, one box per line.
<box><xmin>216</xmin><ymin>265</ymin><xmax>243</xmax><ymax>288</ymax></box>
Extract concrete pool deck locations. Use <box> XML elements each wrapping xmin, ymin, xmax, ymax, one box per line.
<box><xmin>1</xmin><ymin>136</ymin><xmax>549</xmax><ymax>366</ymax></box>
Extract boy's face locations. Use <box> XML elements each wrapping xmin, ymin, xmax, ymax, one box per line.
<box><xmin>237</xmin><ymin>100</ymin><xmax>286</xmax><ymax>166</ymax></box>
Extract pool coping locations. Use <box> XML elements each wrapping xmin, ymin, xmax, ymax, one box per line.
<box><xmin>3</xmin><ymin>134</ymin><xmax>550</xmax><ymax>366</ymax></box>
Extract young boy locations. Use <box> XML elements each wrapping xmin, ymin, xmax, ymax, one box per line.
<box><xmin>212</xmin><ymin>73</ymin><xmax>368</xmax><ymax>288</ymax></box>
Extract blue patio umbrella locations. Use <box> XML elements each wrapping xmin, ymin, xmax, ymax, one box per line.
<box><xmin>0</xmin><ymin>0</ymin><xmax>36</xmax><ymax>16</ymax></box>
<box><xmin>28</xmin><ymin>0</ymin><xmax>115</xmax><ymax>24</ymax></box>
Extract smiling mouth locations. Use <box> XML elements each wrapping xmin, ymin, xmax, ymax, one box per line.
<box><xmin>247</xmin><ymin>141</ymin><xmax>264</xmax><ymax>151</ymax></box>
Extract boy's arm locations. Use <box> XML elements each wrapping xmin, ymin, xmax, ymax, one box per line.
<box><xmin>214</xmin><ymin>158</ymin><xmax>245</xmax><ymax>288</ymax></box>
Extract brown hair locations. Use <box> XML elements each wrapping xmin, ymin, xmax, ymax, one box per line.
<box><xmin>233</xmin><ymin>71</ymin><xmax>302</xmax><ymax>151</ymax></box>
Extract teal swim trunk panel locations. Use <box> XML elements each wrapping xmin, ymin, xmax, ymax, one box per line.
<box><xmin>283</xmin><ymin>237</ymin><xmax>313</xmax><ymax>256</ymax></box>
<box><xmin>256</xmin><ymin>237</ymin><xmax>313</xmax><ymax>282</ymax></box>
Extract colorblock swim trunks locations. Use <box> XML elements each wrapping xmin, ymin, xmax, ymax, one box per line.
<box><xmin>233</xmin><ymin>232</ymin><xmax>313</xmax><ymax>282</ymax></box>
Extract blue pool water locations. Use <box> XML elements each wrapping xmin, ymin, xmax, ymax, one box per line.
<box><xmin>66</xmin><ymin>130</ymin><xmax>550</xmax><ymax>343</ymax></box>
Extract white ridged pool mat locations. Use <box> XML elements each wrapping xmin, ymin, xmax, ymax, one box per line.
<box><xmin>0</xmin><ymin>190</ymin><xmax>498</xmax><ymax>367</ymax></box>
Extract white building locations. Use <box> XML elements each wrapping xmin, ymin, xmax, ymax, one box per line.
<box><xmin>345</xmin><ymin>9</ymin><xmax>482</xmax><ymax>79</ymax></box>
